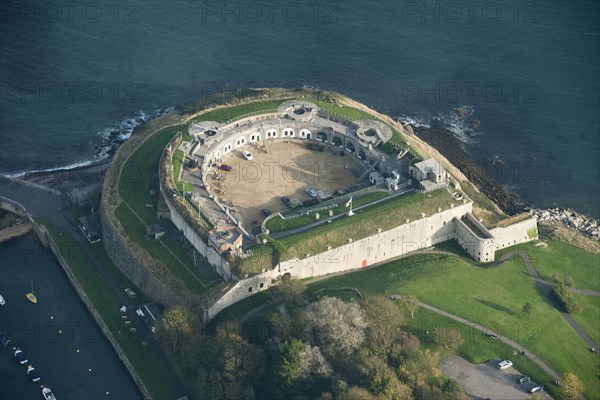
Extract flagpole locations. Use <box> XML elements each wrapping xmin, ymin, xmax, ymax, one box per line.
<box><xmin>347</xmin><ymin>196</ymin><xmax>354</xmax><ymax>216</ymax></box>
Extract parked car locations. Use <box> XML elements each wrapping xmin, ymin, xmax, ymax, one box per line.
<box><xmin>281</xmin><ymin>196</ymin><xmax>291</xmax><ymax>207</ymax></box>
<box><xmin>220</xmin><ymin>164</ymin><xmax>232</xmax><ymax>171</ymax></box>
<box><xmin>124</xmin><ymin>288</ymin><xmax>137</xmax><ymax>299</ymax></box>
<box><xmin>528</xmin><ymin>384</ymin><xmax>544</xmax><ymax>394</ymax></box>
<box><xmin>497</xmin><ymin>360</ymin><xmax>513</xmax><ymax>370</ymax></box>
<box><xmin>261</xmin><ymin>209</ymin><xmax>272</xmax><ymax>217</ymax></box>
<box><xmin>305</xmin><ymin>188</ymin><xmax>318</xmax><ymax>198</ymax></box>
<box><xmin>242</xmin><ymin>150</ymin><xmax>253</xmax><ymax>160</ymax></box>
<box><xmin>517</xmin><ymin>375</ymin><xmax>530</xmax><ymax>384</ymax></box>
<box><xmin>303</xmin><ymin>198</ymin><xmax>320</xmax><ymax>207</ymax></box>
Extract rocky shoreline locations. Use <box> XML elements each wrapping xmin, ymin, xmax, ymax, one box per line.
<box><xmin>527</xmin><ymin>207</ymin><xmax>600</xmax><ymax>241</ymax></box>
<box><xmin>408</xmin><ymin>118</ymin><xmax>524</xmax><ymax>215</ymax></box>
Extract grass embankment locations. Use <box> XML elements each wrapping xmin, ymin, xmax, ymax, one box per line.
<box><xmin>571</xmin><ymin>294</ymin><xmax>600</xmax><ymax>345</ymax></box>
<box><xmin>192</xmin><ymin>100</ymin><xmax>284</xmax><ymax>123</ymax></box>
<box><xmin>172</xmin><ymin>149</ymin><xmax>193</xmax><ymax>194</ymax></box>
<box><xmin>313</xmin><ymin>100</ymin><xmax>420</xmax><ymax>159</ymax></box>
<box><xmin>460</xmin><ymin>180</ymin><xmax>506</xmax><ymax>227</ymax></box>
<box><xmin>238</xmin><ymin>189</ymin><xmax>460</xmax><ymax>275</ymax></box>
<box><xmin>41</xmin><ymin>221</ymin><xmax>181</xmax><ymax>400</ymax></box>
<box><xmin>264</xmin><ymin>191</ymin><xmax>390</xmax><ymax>233</ymax></box>
<box><xmin>304</xmin><ymin>251</ymin><xmax>599</xmax><ymax>399</ymax></box>
<box><xmin>116</xmin><ymin>124</ymin><xmax>213</xmax><ymax>294</ymax></box>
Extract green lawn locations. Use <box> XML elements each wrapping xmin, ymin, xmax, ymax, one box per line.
<box><xmin>42</xmin><ymin>221</ymin><xmax>181</xmax><ymax>400</ymax></box>
<box><xmin>264</xmin><ymin>191</ymin><xmax>391</xmax><ymax>233</ymax></box>
<box><xmin>571</xmin><ymin>293</ymin><xmax>600</xmax><ymax>345</ymax></box>
<box><xmin>501</xmin><ymin>239</ymin><xmax>600</xmax><ymax>292</ymax></box>
<box><xmin>115</xmin><ymin>205</ymin><xmax>209</xmax><ymax>294</ymax></box>
<box><xmin>172</xmin><ymin>148</ymin><xmax>193</xmax><ymax>194</ymax></box>
<box><xmin>305</xmin><ymin>252</ymin><xmax>600</xmax><ymax>399</ymax></box>
<box><xmin>193</xmin><ymin>100</ymin><xmax>284</xmax><ymax>123</ymax></box>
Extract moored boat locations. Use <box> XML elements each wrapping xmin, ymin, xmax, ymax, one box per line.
<box><xmin>14</xmin><ymin>347</ymin><xmax>28</xmax><ymax>364</ymax></box>
<box><xmin>27</xmin><ymin>365</ymin><xmax>41</xmax><ymax>382</ymax></box>
<box><xmin>0</xmin><ymin>331</ymin><xmax>13</xmax><ymax>347</ymax></box>
<box><xmin>42</xmin><ymin>386</ymin><xmax>57</xmax><ymax>400</ymax></box>
<box><xmin>0</xmin><ymin>293</ymin><xmax>5</xmax><ymax>306</ymax></box>
<box><xmin>26</xmin><ymin>282</ymin><xmax>37</xmax><ymax>304</ymax></box>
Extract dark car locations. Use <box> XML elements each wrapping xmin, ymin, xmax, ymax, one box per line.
<box><xmin>303</xmin><ymin>198</ymin><xmax>320</xmax><ymax>207</ymax></box>
<box><xmin>517</xmin><ymin>375</ymin><xmax>530</xmax><ymax>384</ymax></box>
<box><xmin>262</xmin><ymin>209</ymin><xmax>272</xmax><ymax>217</ymax></box>
<box><xmin>281</xmin><ymin>196</ymin><xmax>291</xmax><ymax>207</ymax></box>
<box><xmin>220</xmin><ymin>164</ymin><xmax>232</xmax><ymax>171</ymax></box>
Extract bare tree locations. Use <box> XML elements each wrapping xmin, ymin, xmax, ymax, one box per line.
<box><xmin>304</xmin><ymin>296</ymin><xmax>367</xmax><ymax>355</ymax></box>
<box><xmin>403</xmin><ymin>295</ymin><xmax>420</xmax><ymax>319</ymax></box>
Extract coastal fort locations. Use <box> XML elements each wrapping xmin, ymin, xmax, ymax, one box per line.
<box><xmin>98</xmin><ymin>88</ymin><xmax>538</xmax><ymax>321</ymax></box>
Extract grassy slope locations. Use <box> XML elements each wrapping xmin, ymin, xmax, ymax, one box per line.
<box><xmin>505</xmin><ymin>239</ymin><xmax>600</xmax><ymax>292</ymax></box>
<box><xmin>305</xmin><ymin>253</ymin><xmax>599</xmax><ymax>399</ymax></box>
<box><xmin>42</xmin><ymin>221</ymin><xmax>180</xmax><ymax>400</ymax></box>
<box><xmin>571</xmin><ymin>294</ymin><xmax>600</xmax><ymax>345</ymax></box>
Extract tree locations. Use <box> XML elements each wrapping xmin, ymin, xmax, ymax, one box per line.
<box><xmin>304</xmin><ymin>297</ymin><xmax>367</xmax><ymax>355</ymax></box>
<box><xmin>338</xmin><ymin>386</ymin><xmax>383</xmax><ymax>400</ymax></box>
<box><xmin>156</xmin><ymin>305</ymin><xmax>199</xmax><ymax>354</ymax></box>
<box><xmin>522</xmin><ymin>302</ymin><xmax>533</xmax><ymax>319</ymax></box>
<box><xmin>402</xmin><ymin>295</ymin><xmax>420</xmax><ymax>319</ymax></box>
<box><xmin>434</xmin><ymin>327</ymin><xmax>463</xmax><ymax>350</ymax></box>
<box><xmin>278</xmin><ymin>339</ymin><xmax>332</xmax><ymax>387</ymax></box>
<box><xmin>355</xmin><ymin>351</ymin><xmax>413</xmax><ymax>400</ymax></box>
<box><xmin>564</xmin><ymin>276</ymin><xmax>575</xmax><ymax>287</ymax></box>
<box><xmin>361</xmin><ymin>296</ymin><xmax>404</xmax><ymax>353</ymax></box>
<box><xmin>272</xmin><ymin>277</ymin><xmax>307</xmax><ymax>302</ymax></box>
<box><xmin>560</xmin><ymin>372</ymin><xmax>584</xmax><ymax>399</ymax></box>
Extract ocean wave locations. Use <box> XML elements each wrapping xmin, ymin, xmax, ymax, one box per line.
<box><xmin>434</xmin><ymin>106</ymin><xmax>478</xmax><ymax>142</ymax></box>
<box><xmin>1</xmin><ymin>106</ymin><xmax>173</xmax><ymax>178</ymax></box>
<box><xmin>396</xmin><ymin>115</ymin><xmax>431</xmax><ymax>129</ymax></box>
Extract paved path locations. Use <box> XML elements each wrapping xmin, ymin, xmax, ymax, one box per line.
<box><xmin>418</xmin><ymin>301</ymin><xmax>560</xmax><ymax>380</ymax></box>
<box><xmin>0</xmin><ymin>177</ymin><xmax>193</xmax><ymax>399</ymax></box>
<box><xmin>494</xmin><ymin>250</ymin><xmax>599</xmax><ymax>353</ymax></box>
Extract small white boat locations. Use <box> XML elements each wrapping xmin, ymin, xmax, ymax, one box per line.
<box><xmin>42</xmin><ymin>386</ymin><xmax>57</xmax><ymax>400</ymax></box>
<box><xmin>27</xmin><ymin>365</ymin><xmax>40</xmax><ymax>382</ymax></box>
<box><xmin>0</xmin><ymin>294</ymin><xmax>5</xmax><ymax>306</ymax></box>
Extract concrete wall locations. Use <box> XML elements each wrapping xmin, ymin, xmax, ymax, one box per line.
<box><xmin>207</xmin><ymin>202</ymin><xmax>473</xmax><ymax>319</ymax></box>
<box><xmin>162</xmin><ymin>189</ymin><xmax>232</xmax><ymax>281</ymax></box>
<box><xmin>100</xmin><ymin>202</ymin><xmax>199</xmax><ymax>308</ymax></box>
<box><xmin>454</xmin><ymin>217</ymin><xmax>494</xmax><ymax>262</ymax></box>
<box><xmin>489</xmin><ymin>217</ymin><xmax>538</xmax><ymax>251</ymax></box>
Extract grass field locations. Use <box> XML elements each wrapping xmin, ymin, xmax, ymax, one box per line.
<box><xmin>305</xmin><ymin>252</ymin><xmax>599</xmax><ymax>399</ymax></box>
<box><xmin>503</xmin><ymin>239</ymin><xmax>600</xmax><ymax>292</ymax></box>
<box><xmin>571</xmin><ymin>293</ymin><xmax>600</xmax><ymax>345</ymax></box>
<box><xmin>172</xmin><ymin>148</ymin><xmax>193</xmax><ymax>194</ymax></box>
<box><xmin>42</xmin><ymin>221</ymin><xmax>181</xmax><ymax>400</ymax></box>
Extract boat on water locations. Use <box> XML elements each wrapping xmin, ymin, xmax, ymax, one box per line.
<box><xmin>42</xmin><ymin>386</ymin><xmax>57</xmax><ymax>400</ymax></box>
<box><xmin>26</xmin><ymin>282</ymin><xmax>38</xmax><ymax>304</ymax></box>
<box><xmin>14</xmin><ymin>347</ymin><xmax>28</xmax><ymax>364</ymax></box>
<box><xmin>27</xmin><ymin>365</ymin><xmax>41</xmax><ymax>382</ymax></box>
<box><xmin>0</xmin><ymin>331</ymin><xmax>13</xmax><ymax>347</ymax></box>
<box><xmin>0</xmin><ymin>293</ymin><xmax>5</xmax><ymax>306</ymax></box>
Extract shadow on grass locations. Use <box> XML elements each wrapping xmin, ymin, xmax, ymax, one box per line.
<box><xmin>474</xmin><ymin>298</ymin><xmax>518</xmax><ymax>316</ymax></box>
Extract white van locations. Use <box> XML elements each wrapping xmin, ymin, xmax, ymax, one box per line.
<box><xmin>497</xmin><ymin>360</ymin><xmax>513</xmax><ymax>370</ymax></box>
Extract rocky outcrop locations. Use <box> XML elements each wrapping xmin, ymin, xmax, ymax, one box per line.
<box><xmin>528</xmin><ymin>207</ymin><xmax>599</xmax><ymax>240</ymax></box>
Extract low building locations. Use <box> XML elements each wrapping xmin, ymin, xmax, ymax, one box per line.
<box><xmin>146</xmin><ymin>224</ymin><xmax>165</xmax><ymax>240</ymax></box>
<box><xmin>409</xmin><ymin>158</ymin><xmax>449</xmax><ymax>192</ymax></box>
<box><xmin>209</xmin><ymin>224</ymin><xmax>243</xmax><ymax>254</ymax></box>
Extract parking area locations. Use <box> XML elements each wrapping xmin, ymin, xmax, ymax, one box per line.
<box><xmin>439</xmin><ymin>356</ymin><xmax>552</xmax><ymax>400</ymax></box>
<box><xmin>210</xmin><ymin>141</ymin><xmax>366</xmax><ymax>226</ymax></box>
